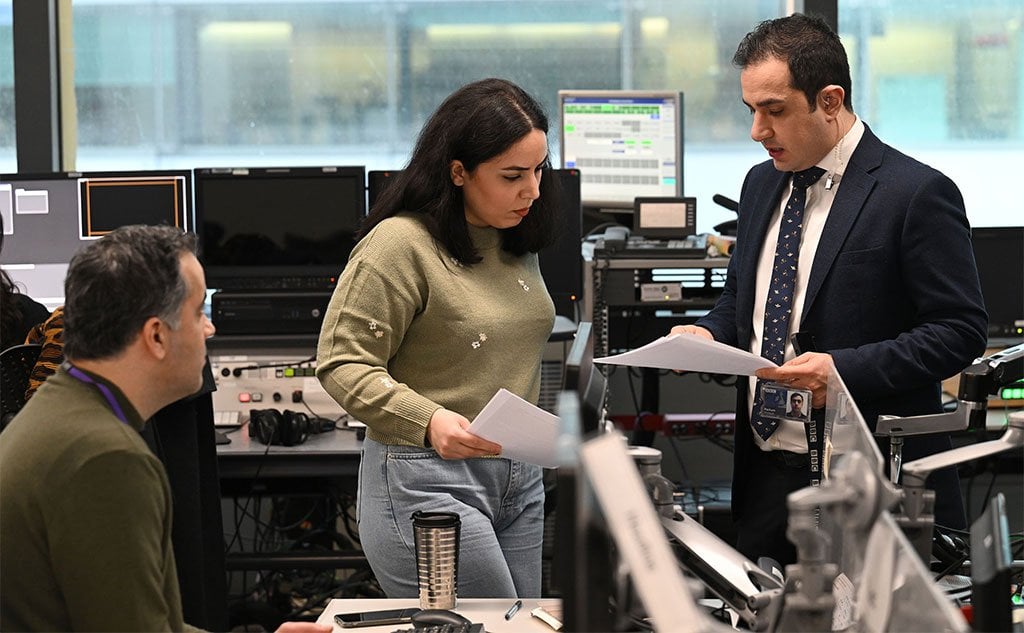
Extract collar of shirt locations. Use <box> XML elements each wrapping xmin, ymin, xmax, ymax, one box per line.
<box><xmin>818</xmin><ymin>115</ymin><xmax>865</xmax><ymax>193</ymax></box>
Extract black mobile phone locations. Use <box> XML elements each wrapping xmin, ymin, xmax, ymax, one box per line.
<box><xmin>333</xmin><ymin>608</ymin><xmax>420</xmax><ymax>628</ymax></box>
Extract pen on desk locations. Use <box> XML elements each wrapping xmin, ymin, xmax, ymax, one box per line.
<box><xmin>504</xmin><ymin>599</ymin><xmax>523</xmax><ymax>620</ymax></box>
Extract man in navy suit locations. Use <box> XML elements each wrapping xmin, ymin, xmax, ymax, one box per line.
<box><xmin>673</xmin><ymin>13</ymin><xmax>987</xmax><ymax>566</ymax></box>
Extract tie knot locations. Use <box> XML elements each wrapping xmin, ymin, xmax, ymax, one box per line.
<box><xmin>793</xmin><ymin>166</ymin><xmax>826</xmax><ymax>190</ymax></box>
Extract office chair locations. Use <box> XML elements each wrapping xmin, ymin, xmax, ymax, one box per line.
<box><xmin>1</xmin><ymin>343</ymin><xmax>43</xmax><ymax>431</ymax></box>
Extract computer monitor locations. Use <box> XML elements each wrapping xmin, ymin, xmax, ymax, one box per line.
<box><xmin>632</xmin><ymin>196</ymin><xmax>697</xmax><ymax>239</ymax></box>
<box><xmin>0</xmin><ymin>170</ymin><xmax>192</xmax><ymax>305</ymax></box>
<box><xmin>971</xmin><ymin>226</ymin><xmax>1023</xmax><ymax>342</ymax></box>
<box><xmin>366</xmin><ymin>169</ymin><xmax>399</xmax><ymax>213</ymax></box>
<box><xmin>970</xmin><ymin>493</ymin><xmax>1012</xmax><ymax>632</ymax></box>
<box><xmin>542</xmin><ymin>168</ymin><xmax>582</xmax><ymax>318</ymax></box>
<box><xmin>551</xmin><ymin>389</ymin><xmax>616</xmax><ymax>632</ymax></box>
<box><xmin>558</xmin><ymin>89</ymin><xmax>683</xmax><ymax>211</ymax></box>
<box><xmin>78</xmin><ymin>175</ymin><xmax>189</xmax><ymax>237</ymax></box>
<box><xmin>563</xmin><ymin>321</ymin><xmax>607</xmax><ymax>435</ymax></box>
<box><xmin>366</xmin><ymin>168</ymin><xmax>583</xmax><ymax>319</ymax></box>
<box><xmin>194</xmin><ymin>166</ymin><xmax>366</xmax><ymax>291</ymax></box>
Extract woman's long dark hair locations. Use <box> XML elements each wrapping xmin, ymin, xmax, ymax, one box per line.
<box><xmin>362</xmin><ymin>78</ymin><xmax>561</xmax><ymax>265</ymax></box>
<box><xmin>0</xmin><ymin>216</ymin><xmax>24</xmax><ymax>342</ymax></box>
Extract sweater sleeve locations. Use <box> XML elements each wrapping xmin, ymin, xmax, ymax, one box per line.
<box><xmin>316</xmin><ymin>230</ymin><xmax>442</xmax><ymax>446</ymax></box>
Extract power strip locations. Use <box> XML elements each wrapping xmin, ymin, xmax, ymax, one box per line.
<box><xmin>667</xmin><ymin>416</ymin><xmax>735</xmax><ymax>437</ymax></box>
<box><xmin>610</xmin><ymin>412</ymin><xmax>735</xmax><ymax>436</ymax></box>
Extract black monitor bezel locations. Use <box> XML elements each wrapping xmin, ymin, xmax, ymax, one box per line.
<box><xmin>632</xmin><ymin>196</ymin><xmax>697</xmax><ymax>239</ymax></box>
<box><xmin>193</xmin><ymin>165</ymin><xmax>367</xmax><ymax>289</ymax></box>
<box><xmin>366</xmin><ymin>169</ymin><xmax>401</xmax><ymax>213</ymax></box>
<box><xmin>551</xmin><ymin>389</ymin><xmax>616</xmax><ymax>631</ymax></box>
<box><xmin>562</xmin><ymin>321</ymin><xmax>607</xmax><ymax>435</ymax></box>
<box><xmin>970</xmin><ymin>226</ymin><xmax>1024</xmax><ymax>341</ymax></box>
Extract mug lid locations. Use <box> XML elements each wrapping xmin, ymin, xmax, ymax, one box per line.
<box><xmin>411</xmin><ymin>510</ymin><xmax>461</xmax><ymax>528</ymax></box>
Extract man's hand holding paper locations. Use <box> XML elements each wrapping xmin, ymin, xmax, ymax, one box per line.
<box><xmin>754</xmin><ymin>351</ymin><xmax>834</xmax><ymax>408</ymax></box>
<box><xmin>669</xmin><ymin>324</ymin><xmax>714</xmax><ymax>341</ymax></box>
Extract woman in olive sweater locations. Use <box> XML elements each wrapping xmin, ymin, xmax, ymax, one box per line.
<box><xmin>317</xmin><ymin>78</ymin><xmax>562</xmax><ymax>599</ymax></box>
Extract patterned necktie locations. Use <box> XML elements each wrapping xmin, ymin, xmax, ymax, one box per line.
<box><xmin>750</xmin><ymin>166</ymin><xmax>826</xmax><ymax>441</ymax></box>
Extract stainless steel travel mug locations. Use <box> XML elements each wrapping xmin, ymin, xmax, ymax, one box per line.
<box><xmin>411</xmin><ymin>510</ymin><xmax>461</xmax><ymax>610</ymax></box>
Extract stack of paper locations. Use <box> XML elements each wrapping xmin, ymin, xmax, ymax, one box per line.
<box><xmin>467</xmin><ymin>389</ymin><xmax>560</xmax><ymax>468</ymax></box>
<box><xmin>594</xmin><ymin>333</ymin><xmax>776</xmax><ymax>376</ymax></box>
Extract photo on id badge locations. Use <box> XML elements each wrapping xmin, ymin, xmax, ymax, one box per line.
<box><xmin>760</xmin><ymin>383</ymin><xmax>812</xmax><ymax>422</ymax></box>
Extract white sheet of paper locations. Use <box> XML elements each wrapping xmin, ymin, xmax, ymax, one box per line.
<box><xmin>467</xmin><ymin>388</ymin><xmax>560</xmax><ymax>468</ymax></box>
<box><xmin>594</xmin><ymin>333</ymin><xmax>777</xmax><ymax>376</ymax></box>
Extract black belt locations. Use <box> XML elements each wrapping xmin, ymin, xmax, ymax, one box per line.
<box><xmin>760</xmin><ymin>449</ymin><xmax>810</xmax><ymax>469</ymax></box>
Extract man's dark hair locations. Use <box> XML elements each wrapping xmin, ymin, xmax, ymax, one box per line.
<box><xmin>791</xmin><ymin>392</ymin><xmax>804</xmax><ymax>404</ymax></box>
<box><xmin>733</xmin><ymin>13</ymin><xmax>853</xmax><ymax>112</ymax></box>
<box><xmin>63</xmin><ymin>224</ymin><xmax>198</xmax><ymax>360</ymax></box>
<box><xmin>361</xmin><ymin>77</ymin><xmax>559</xmax><ymax>265</ymax></box>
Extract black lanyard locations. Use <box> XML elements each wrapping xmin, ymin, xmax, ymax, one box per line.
<box><xmin>63</xmin><ymin>362</ymin><xmax>130</xmax><ymax>425</ymax></box>
<box><xmin>805</xmin><ymin>411</ymin><xmax>824</xmax><ymax>486</ymax></box>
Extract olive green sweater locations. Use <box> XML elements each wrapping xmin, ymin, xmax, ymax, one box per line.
<box><xmin>0</xmin><ymin>368</ymin><xmax>198</xmax><ymax>632</ymax></box>
<box><xmin>317</xmin><ymin>213</ymin><xmax>556</xmax><ymax>446</ymax></box>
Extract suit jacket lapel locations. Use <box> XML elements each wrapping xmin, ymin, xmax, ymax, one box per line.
<box><xmin>802</xmin><ymin>125</ymin><xmax>883</xmax><ymax>320</ymax></box>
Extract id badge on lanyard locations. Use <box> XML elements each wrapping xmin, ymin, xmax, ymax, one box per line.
<box><xmin>756</xmin><ymin>381</ymin><xmax>830</xmax><ymax>485</ymax></box>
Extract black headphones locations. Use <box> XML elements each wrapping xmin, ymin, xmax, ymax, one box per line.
<box><xmin>249</xmin><ymin>409</ymin><xmax>311</xmax><ymax>447</ymax></box>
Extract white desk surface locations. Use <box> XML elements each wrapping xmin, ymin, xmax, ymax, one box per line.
<box><xmin>317</xmin><ymin>598</ymin><xmax>560</xmax><ymax>632</ymax></box>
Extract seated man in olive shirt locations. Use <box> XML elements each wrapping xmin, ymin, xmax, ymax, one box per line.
<box><xmin>0</xmin><ymin>225</ymin><xmax>328</xmax><ymax>633</ymax></box>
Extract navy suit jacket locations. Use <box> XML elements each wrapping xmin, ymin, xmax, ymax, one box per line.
<box><xmin>697</xmin><ymin>124</ymin><xmax>988</xmax><ymax>524</ymax></box>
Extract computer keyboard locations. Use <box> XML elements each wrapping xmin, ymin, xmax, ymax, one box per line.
<box><xmin>213</xmin><ymin>410</ymin><xmax>241</xmax><ymax>428</ymax></box>
<box><xmin>391</xmin><ymin>624</ymin><xmax>483</xmax><ymax>633</ymax></box>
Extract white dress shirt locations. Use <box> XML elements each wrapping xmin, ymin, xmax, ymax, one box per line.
<box><xmin>749</xmin><ymin>117</ymin><xmax>866</xmax><ymax>452</ymax></box>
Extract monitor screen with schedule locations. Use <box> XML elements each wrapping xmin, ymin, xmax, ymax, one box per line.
<box><xmin>558</xmin><ymin>90</ymin><xmax>683</xmax><ymax>210</ymax></box>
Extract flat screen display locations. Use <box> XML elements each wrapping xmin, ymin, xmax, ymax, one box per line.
<box><xmin>79</xmin><ymin>176</ymin><xmax>187</xmax><ymax>236</ymax></box>
<box><xmin>559</xmin><ymin>90</ymin><xmax>683</xmax><ymax>210</ymax></box>
<box><xmin>971</xmin><ymin>226</ymin><xmax>1024</xmax><ymax>341</ymax></box>
<box><xmin>0</xmin><ymin>170</ymin><xmax>191</xmax><ymax>306</ymax></box>
<box><xmin>633</xmin><ymin>196</ymin><xmax>696</xmax><ymax>238</ymax></box>
<box><xmin>194</xmin><ymin>166</ymin><xmax>366</xmax><ymax>291</ymax></box>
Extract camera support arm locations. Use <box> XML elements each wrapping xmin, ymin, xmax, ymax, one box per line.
<box><xmin>899</xmin><ymin>411</ymin><xmax>1023</xmax><ymax>561</ymax></box>
<box><xmin>875</xmin><ymin>343</ymin><xmax>1023</xmax><ymax>485</ymax></box>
